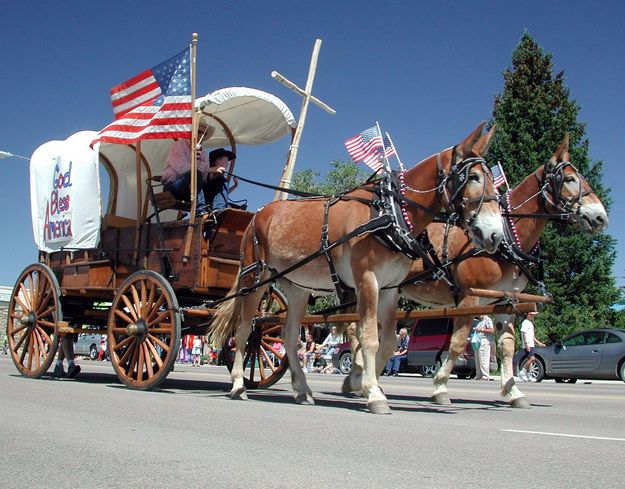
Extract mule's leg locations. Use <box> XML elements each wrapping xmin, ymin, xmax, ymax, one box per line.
<box><xmin>230</xmin><ymin>288</ymin><xmax>266</xmax><ymax>400</ymax></box>
<box><xmin>280</xmin><ymin>283</ymin><xmax>315</xmax><ymax>405</ymax></box>
<box><xmin>432</xmin><ymin>296</ymin><xmax>478</xmax><ymax>405</ymax></box>
<box><xmin>359</xmin><ymin>280</ymin><xmax>394</xmax><ymax>415</ymax></box>
<box><xmin>497</xmin><ymin>315</ymin><xmax>530</xmax><ymax>408</ymax></box>
<box><xmin>342</xmin><ymin>322</ymin><xmax>364</xmax><ymax>394</ymax></box>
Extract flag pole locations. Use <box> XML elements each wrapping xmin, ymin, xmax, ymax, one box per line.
<box><xmin>183</xmin><ymin>33</ymin><xmax>199</xmax><ymax>263</ymax></box>
<box><xmin>385</xmin><ymin>131</ymin><xmax>403</xmax><ymax>172</ymax></box>
<box><xmin>499</xmin><ymin>161</ymin><xmax>511</xmax><ymax>192</ymax></box>
<box><xmin>375</xmin><ymin>121</ymin><xmax>390</xmax><ymax>173</ymax></box>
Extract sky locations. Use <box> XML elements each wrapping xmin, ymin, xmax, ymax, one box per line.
<box><xmin>1</xmin><ymin>1</ymin><xmax>624</xmax><ymax>289</ymax></box>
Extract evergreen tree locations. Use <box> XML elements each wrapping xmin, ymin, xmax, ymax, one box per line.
<box><xmin>487</xmin><ymin>32</ymin><xmax>621</xmax><ymax>339</ymax></box>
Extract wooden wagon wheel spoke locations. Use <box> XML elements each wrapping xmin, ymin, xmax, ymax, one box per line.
<box><xmin>146</xmin><ymin>294</ymin><xmax>167</xmax><ymax>323</ymax></box>
<box><xmin>120</xmin><ymin>294</ymin><xmax>138</xmax><ymax>322</ymax></box>
<box><xmin>10</xmin><ymin>322</ymin><xmax>29</xmax><ymax>335</ymax></box>
<box><xmin>35</xmin><ymin>325</ymin><xmax>53</xmax><ymax>345</ymax></box>
<box><xmin>147</xmin><ymin>333</ymin><xmax>171</xmax><ymax>353</ymax></box>
<box><xmin>259</xmin><ymin>347</ymin><xmax>277</xmax><ymax>373</ymax></box>
<box><xmin>35</xmin><ymin>287</ymin><xmax>53</xmax><ymax>316</ymax></box>
<box><xmin>139</xmin><ymin>280</ymin><xmax>148</xmax><ymax>317</ymax></box>
<box><xmin>13</xmin><ymin>295</ymin><xmax>30</xmax><ymax>315</ymax></box>
<box><xmin>108</xmin><ymin>271</ymin><xmax>180</xmax><ymax>390</ymax></box>
<box><xmin>147</xmin><ymin>310</ymin><xmax>171</xmax><ymax>327</ymax></box>
<box><xmin>18</xmin><ymin>282</ymin><xmax>33</xmax><ymax>311</ymax></box>
<box><xmin>37</xmin><ymin>306</ymin><xmax>56</xmax><ymax>321</ymax></box>
<box><xmin>113</xmin><ymin>335</ymin><xmax>135</xmax><ymax>351</ymax></box>
<box><xmin>144</xmin><ymin>339</ymin><xmax>164</xmax><ymax>369</ymax></box>
<box><xmin>36</xmin><ymin>319</ymin><xmax>56</xmax><ymax>329</ymax></box>
<box><xmin>223</xmin><ymin>287</ymin><xmax>289</xmax><ymax>389</ymax></box>
<box><xmin>114</xmin><ymin>308</ymin><xmax>135</xmax><ymax>326</ymax></box>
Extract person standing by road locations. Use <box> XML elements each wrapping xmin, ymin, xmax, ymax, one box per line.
<box><xmin>473</xmin><ymin>315</ymin><xmax>494</xmax><ymax>381</ymax></box>
<box><xmin>518</xmin><ymin>311</ymin><xmax>545</xmax><ymax>382</ymax></box>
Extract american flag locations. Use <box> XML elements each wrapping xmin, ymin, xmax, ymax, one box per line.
<box><xmin>383</xmin><ymin>135</ymin><xmax>396</xmax><ymax>159</ymax></box>
<box><xmin>345</xmin><ymin>126</ymin><xmax>384</xmax><ymax>172</ymax></box>
<box><xmin>92</xmin><ymin>47</ymin><xmax>192</xmax><ymax>146</ymax></box>
<box><xmin>491</xmin><ymin>162</ymin><xmax>507</xmax><ymax>189</ymax></box>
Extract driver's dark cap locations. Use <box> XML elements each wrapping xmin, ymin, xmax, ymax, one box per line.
<box><xmin>209</xmin><ymin>147</ymin><xmax>235</xmax><ymax>165</ymax></box>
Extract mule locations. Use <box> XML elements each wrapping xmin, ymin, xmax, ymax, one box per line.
<box><xmin>345</xmin><ymin>134</ymin><xmax>608</xmax><ymax>408</ymax></box>
<box><xmin>209</xmin><ymin>122</ymin><xmax>504</xmax><ymax>414</ymax></box>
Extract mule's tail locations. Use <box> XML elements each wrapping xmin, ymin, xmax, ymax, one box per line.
<box><xmin>208</xmin><ymin>273</ymin><xmax>243</xmax><ymax>348</ymax></box>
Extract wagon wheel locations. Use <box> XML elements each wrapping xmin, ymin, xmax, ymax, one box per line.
<box><xmin>108</xmin><ymin>271</ymin><xmax>181</xmax><ymax>390</ymax></box>
<box><xmin>7</xmin><ymin>263</ymin><xmax>61</xmax><ymax>378</ymax></box>
<box><xmin>223</xmin><ymin>286</ymin><xmax>289</xmax><ymax>389</ymax></box>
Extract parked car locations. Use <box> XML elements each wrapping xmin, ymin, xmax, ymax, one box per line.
<box><xmin>332</xmin><ymin>317</ymin><xmax>497</xmax><ymax>377</ymax></box>
<box><xmin>74</xmin><ymin>333</ymin><xmax>104</xmax><ymax>360</ymax></box>
<box><xmin>513</xmin><ymin>328</ymin><xmax>625</xmax><ymax>383</ymax></box>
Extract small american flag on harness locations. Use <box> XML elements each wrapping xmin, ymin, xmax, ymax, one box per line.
<box><xmin>345</xmin><ymin>126</ymin><xmax>385</xmax><ymax>172</ymax></box>
<box><xmin>491</xmin><ymin>162</ymin><xmax>508</xmax><ymax>190</ymax></box>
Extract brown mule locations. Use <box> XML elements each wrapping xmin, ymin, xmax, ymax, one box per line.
<box><xmin>346</xmin><ymin>134</ymin><xmax>607</xmax><ymax>408</ymax></box>
<box><xmin>210</xmin><ymin>123</ymin><xmax>504</xmax><ymax>414</ymax></box>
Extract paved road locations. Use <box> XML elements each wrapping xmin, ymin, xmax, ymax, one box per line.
<box><xmin>1</xmin><ymin>355</ymin><xmax>624</xmax><ymax>489</ymax></box>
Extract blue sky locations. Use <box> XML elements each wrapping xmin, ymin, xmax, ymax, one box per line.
<box><xmin>1</xmin><ymin>1</ymin><xmax>624</xmax><ymax>288</ymax></box>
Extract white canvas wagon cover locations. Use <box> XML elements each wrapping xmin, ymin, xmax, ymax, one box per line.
<box><xmin>30</xmin><ymin>87</ymin><xmax>296</xmax><ymax>251</ymax></box>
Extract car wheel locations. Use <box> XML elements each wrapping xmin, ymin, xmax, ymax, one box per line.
<box><xmin>554</xmin><ymin>377</ymin><xmax>577</xmax><ymax>384</ymax></box>
<box><xmin>339</xmin><ymin>352</ymin><xmax>352</xmax><ymax>375</ymax></box>
<box><xmin>89</xmin><ymin>345</ymin><xmax>98</xmax><ymax>361</ymax></box>
<box><xmin>526</xmin><ymin>359</ymin><xmax>544</xmax><ymax>383</ymax></box>
<box><xmin>420</xmin><ymin>363</ymin><xmax>438</xmax><ymax>378</ymax></box>
<box><xmin>619</xmin><ymin>362</ymin><xmax>625</xmax><ymax>383</ymax></box>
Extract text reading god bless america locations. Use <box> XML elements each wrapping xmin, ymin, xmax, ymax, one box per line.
<box><xmin>44</xmin><ymin>163</ymin><xmax>72</xmax><ymax>243</ymax></box>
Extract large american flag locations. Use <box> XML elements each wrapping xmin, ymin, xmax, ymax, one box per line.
<box><xmin>92</xmin><ymin>47</ymin><xmax>192</xmax><ymax>146</ymax></box>
<box><xmin>345</xmin><ymin>126</ymin><xmax>385</xmax><ymax>172</ymax></box>
<box><xmin>491</xmin><ymin>162</ymin><xmax>508</xmax><ymax>189</ymax></box>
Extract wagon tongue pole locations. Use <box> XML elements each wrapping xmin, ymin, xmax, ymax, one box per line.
<box><xmin>271</xmin><ymin>38</ymin><xmax>336</xmax><ymax>201</ymax></box>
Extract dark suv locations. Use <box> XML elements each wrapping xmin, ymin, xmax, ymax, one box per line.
<box><xmin>332</xmin><ymin>317</ymin><xmax>497</xmax><ymax>378</ymax></box>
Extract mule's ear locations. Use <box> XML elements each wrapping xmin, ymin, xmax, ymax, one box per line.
<box><xmin>456</xmin><ymin>122</ymin><xmax>486</xmax><ymax>162</ymax></box>
<box><xmin>547</xmin><ymin>133</ymin><xmax>571</xmax><ymax>170</ymax></box>
<box><xmin>473</xmin><ymin>124</ymin><xmax>496</xmax><ymax>156</ymax></box>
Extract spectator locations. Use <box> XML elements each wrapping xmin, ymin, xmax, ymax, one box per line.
<box><xmin>473</xmin><ymin>315</ymin><xmax>494</xmax><ymax>381</ymax></box>
<box><xmin>519</xmin><ymin>311</ymin><xmax>545</xmax><ymax>382</ymax></box>
<box><xmin>320</xmin><ymin>325</ymin><xmax>342</xmax><ymax>357</ymax></box>
<box><xmin>383</xmin><ymin>328</ymin><xmax>409</xmax><ymax>376</ymax></box>
<box><xmin>53</xmin><ymin>334</ymin><xmax>80</xmax><ymax>378</ymax></box>
<box><xmin>97</xmin><ymin>335</ymin><xmax>108</xmax><ymax>361</ymax></box>
<box><xmin>300</xmin><ymin>332</ymin><xmax>317</xmax><ymax>373</ymax></box>
<box><xmin>310</xmin><ymin>352</ymin><xmax>328</xmax><ymax>373</ymax></box>
<box><xmin>192</xmin><ymin>336</ymin><xmax>203</xmax><ymax>367</ymax></box>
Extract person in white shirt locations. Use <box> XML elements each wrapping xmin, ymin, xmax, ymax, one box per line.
<box><xmin>518</xmin><ymin>311</ymin><xmax>545</xmax><ymax>382</ymax></box>
<box><xmin>473</xmin><ymin>315</ymin><xmax>494</xmax><ymax>381</ymax></box>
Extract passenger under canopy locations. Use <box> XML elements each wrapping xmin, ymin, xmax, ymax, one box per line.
<box><xmin>29</xmin><ymin>87</ymin><xmax>296</xmax><ymax>252</ymax></box>
<box><xmin>96</xmin><ymin>86</ymin><xmax>296</xmax><ymax>224</ymax></box>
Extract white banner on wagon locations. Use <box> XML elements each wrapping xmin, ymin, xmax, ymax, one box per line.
<box><xmin>30</xmin><ymin>131</ymin><xmax>102</xmax><ymax>252</ymax></box>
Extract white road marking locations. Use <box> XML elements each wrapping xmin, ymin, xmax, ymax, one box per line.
<box><xmin>503</xmin><ymin>429</ymin><xmax>625</xmax><ymax>442</ymax></box>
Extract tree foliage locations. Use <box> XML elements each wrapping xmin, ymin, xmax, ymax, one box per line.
<box><xmin>487</xmin><ymin>32</ymin><xmax>621</xmax><ymax>340</ymax></box>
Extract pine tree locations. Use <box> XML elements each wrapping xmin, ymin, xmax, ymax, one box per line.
<box><xmin>487</xmin><ymin>31</ymin><xmax>621</xmax><ymax>339</ymax></box>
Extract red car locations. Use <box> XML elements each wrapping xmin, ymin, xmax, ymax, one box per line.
<box><xmin>333</xmin><ymin>317</ymin><xmax>498</xmax><ymax>378</ymax></box>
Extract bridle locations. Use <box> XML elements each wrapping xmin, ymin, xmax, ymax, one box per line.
<box><xmin>436</xmin><ymin>146</ymin><xmax>499</xmax><ymax>228</ymax></box>
<box><xmin>538</xmin><ymin>161</ymin><xmax>593</xmax><ymax>222</ymax></box>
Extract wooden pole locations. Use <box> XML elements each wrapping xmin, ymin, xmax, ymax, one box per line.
<box><xmin>182</xmin><ymin>33</ymin><xmax>199</xmax><ymax>263</ymax></box>
<box><xmin>272</xmin><ymin>39</ymin><xmax>335</xmax><ymax>201</ymax></box>
<box><xmin>463</xmin><ymin>287</ymin><xmax>552</xmax><ymax>303</ymax></box>
<box><xmin>132</xmin><ymin>140</ymin><xmax>143</xmax><ymax>263</ymax></box>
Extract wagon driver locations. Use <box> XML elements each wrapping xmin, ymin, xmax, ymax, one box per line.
<box><xmin>160</xmin><ymin>123</ymin><xmax>238</xmax><ymax>214</ymax></box>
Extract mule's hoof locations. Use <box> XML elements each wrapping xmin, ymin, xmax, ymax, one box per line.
<box><xmin>231</xmin><ymin>388</ymin><xmax>248</xmax><ymax>400</ymax></box>
<box><xmin>431</xmin><ymin>392</ymin><xmax>451</xmax><ymax>405</ymax></box>
<box><xmin>510</xmin><ymin>396</ymin><xmax>531</xmax><ymax>409</ymax></box>
<box><xmin>367</xmin><ymin>399</ymin><xmax>392</xmax><ymax>415</ymax></box>
<box><xmin>342</xmin><ymin>376</ymin><xmax>357</xmax><ymax>394</ymax></box>
<box><xmin>294</xmin><ymin>392</ymin><xmax>315</xmax><ymax>405</ymax></box>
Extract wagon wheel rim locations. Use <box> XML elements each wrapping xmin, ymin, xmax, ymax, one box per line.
<box><xmin>108</xmin><ymin>271</ymin><xmax>181</xmax><ymax>390</ymax></box>
<box><xmin>223</xmin><ymin>286</ymin><xmax>289</xmax><ymax>389</ymax></box>
<box><xmin>7</xmin><ymin>263</ymin><xmax>61</xmax><ymax>378</ymax></box>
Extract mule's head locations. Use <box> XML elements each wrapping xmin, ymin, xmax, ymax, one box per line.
<box><xmin>441</xmin><ymin>123</ymin><xmax>504</xmax><ymax>253</ymax></box>
<box><xmin>541</xmin><ymin>134</ymin><xmax>608</xmax><ymax>233</ymax></box>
